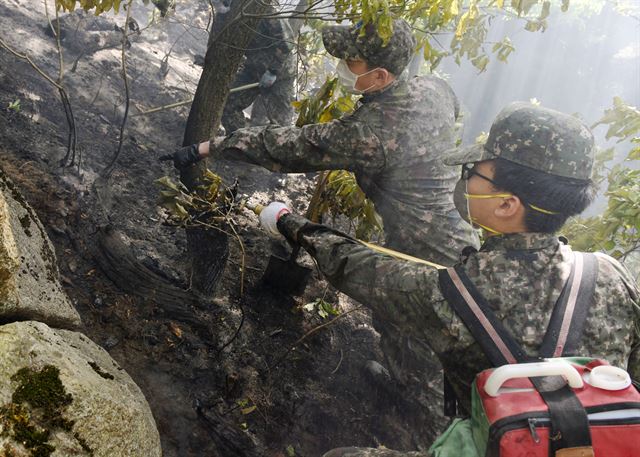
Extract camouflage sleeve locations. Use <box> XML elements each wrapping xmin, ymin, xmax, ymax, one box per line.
<box><xmin>277</xmin><ymin>213</ymin><xmax>445</xmax><ymax>337</ymax></box>
<box><xmin>212</xmin><ymin>117</ymin><xmax>385</xmax><ymax>174</ymax></box>
<box><xmin>630</xmin><ymin>301</ymin><xmax>640</xmax><ymax>384</ymax></box>
<box><xmin>595</xmin><ymin>253</ymin><xmax>640</xmax><ymax>381</ymax></box>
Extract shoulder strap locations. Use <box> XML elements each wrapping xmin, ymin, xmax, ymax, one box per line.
<box><xmin>438</xmin><ymin>265</ymin><xmax>529</xmax><ymax>366</ymax></box>
<box><xmin>439</xmin><ymin>254</ymin><xmax>597</xmax><ymax>452</ymax></box>
<box><xmin>438</xmin><ymin>252</ymin><xmax>598</xmax><ymax>366</ymax></box>
<box><xmin>539</xmin><ymin>252</ymin><xmax>598</xmax><ymax>358</ymax></box>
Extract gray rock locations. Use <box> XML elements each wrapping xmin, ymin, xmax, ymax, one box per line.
<box><xmin>0</xmin><ymin>321</ymin><xmax>161</xmax><ymax>457</ymax></box>
<box><xmin>0</xmin><ymin>173</ymin><xmax>81</xmax><ymax>328</ymax></box>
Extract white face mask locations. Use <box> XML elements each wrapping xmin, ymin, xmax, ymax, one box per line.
<box><xmin>335</xmin><ymin>60</ymin><xmax>379</xmax><ymax>95</ymax></box>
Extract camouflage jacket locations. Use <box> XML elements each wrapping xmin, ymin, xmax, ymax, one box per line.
<box><xmin>214</xmin><ymin>75</ymin><xmax>479</xmax><ymax>265</ymax></box>
<box><xmin>243</xmin><ymin>17</ymin><xmax>296</xmax><ymax>80</ymax></box>
<box><xmin>278</xmin><ymin>213</ymin><xmax>640</xmax><ymax>414</ymax></box>
<box><xmin>213</xmin><ymin>5</ymin><xmax>297</xmax><ymax>81</ymax></box>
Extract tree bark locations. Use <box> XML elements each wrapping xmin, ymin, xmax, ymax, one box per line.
<box><xmin>181</xmin><ymin>0</ymin><xmax>271</xmax><ymax>296</ymax></box>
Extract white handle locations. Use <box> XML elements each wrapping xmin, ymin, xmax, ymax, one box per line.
<box><xmin>484</xmin><ymin>360</ymin><xmax>583</xmax><ymax>397</ymax></box>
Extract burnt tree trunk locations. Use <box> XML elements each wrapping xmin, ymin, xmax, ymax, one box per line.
<box><xmin>181</xmin><ymin>0</ymin><xmax>271</xmax><ymax>296</ymax></box>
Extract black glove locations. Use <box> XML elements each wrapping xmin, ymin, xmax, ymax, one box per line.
<box><xmin>159</xmin><ymin>144</ymin><xmax>201</xmax><ymax>169</ymax></box>
<box><xmin>278</xmin><ymin>213</ymin><xmax>357</xmax><ymax>247</ymax></box>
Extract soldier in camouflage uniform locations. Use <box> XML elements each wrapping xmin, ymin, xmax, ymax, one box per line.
<box><xmin>212</xmin><ymin>0</ymin><xmax>302</xmax><ymax>132</ymax></box>
<box><xmin>257</xmin><ymin>102</ymin><xmax>640</xmax><ymax>456</ymax></box>
<box><xmin>169</xmin><ymin>18</ymin><xmax>478</xmax><ymax>265</ymax></box>
<box><xmin>164</xmin><ymin>19</ymin><xmax>479</xmax><ymax>435</ymax></box>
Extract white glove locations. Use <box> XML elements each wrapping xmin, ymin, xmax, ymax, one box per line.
<box><xmin>259</xmin><ymin>202</ymin><xmax>290</xmax><ymax>236</ymax></box>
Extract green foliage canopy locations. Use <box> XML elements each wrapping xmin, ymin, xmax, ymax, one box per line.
<box><xmin>55</xmin><ymin>0</ymin><xmax>123</xmax><ymax>15</ymax></box>
<box><xmin>332</xmin><ymin>0</ymin><xmax>572</xmax><ymax>72</ymax></box>
<box><xmin>563</xmin><ymin>97</ymin><xmax>640</xmax><ymax>277</ymax></box>
<box><xmin>55</xmin><ymin>0</ymin><xmax>168</xmax><ymax>15</ymax></box>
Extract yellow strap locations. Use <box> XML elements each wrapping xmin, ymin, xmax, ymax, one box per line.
<box><xmin>464</xmin><ymin>193</ymin><xmax>513</xmax><ymax>199</ymax></box>
<box><xmin>357</xmin><ymin>240</ymin><xmax>445</xmax><ymax>269</ymax></box>
<box><xmin>528</xmin><ymin>203</ymin><xmax>559</xmax><ymax>215</ymax></box>
<box><xmin>463</xmin><ymin>194</ymin><xmax>558</xmax><ymax>215</ymax></box>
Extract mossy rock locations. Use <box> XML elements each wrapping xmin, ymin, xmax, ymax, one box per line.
<box><xmin>0</xmin><ymin>321</ymin><xmax>161</xmax><ymax>456</ymax></box>
<box><xmin>0</xmin><ymin>173</ymin><xmax>81</xmax><ymax>329</ymax></box>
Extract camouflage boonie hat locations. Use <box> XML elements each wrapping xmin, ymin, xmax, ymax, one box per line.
<box><xmin>322</xmin><ymin>19</ymin><xmax>415</xmax><ymax>75</ymax></box>
<box><xmin>446</xmin><ymin>102</ymin><xmax>595</xmax><ymax>180</ymax></box>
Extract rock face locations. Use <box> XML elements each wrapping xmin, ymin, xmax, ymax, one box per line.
<box><xmin>0</xmin><ymin>321</ymin><xmax>162</xmax><ymax>457</ymax></box>
<box><xmin>0</xmin><ymin>173</ymin><xmax>81</xmax><ymax>328</ymax></box>
<box><xmin>0</xmin><ymin>175</ymin><xmax>162</xmax><ymax>456</ymax></box>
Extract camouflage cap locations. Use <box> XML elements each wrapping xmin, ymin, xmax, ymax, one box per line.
<box><xmin>446</xmin><ymin>102</ymin><xmax>595</xmax><ymax>180</ymax></box>
<box><xmin>322</xmin><ymin>19</ymin><xmax>415</xmax><ymax>75</ymax></box>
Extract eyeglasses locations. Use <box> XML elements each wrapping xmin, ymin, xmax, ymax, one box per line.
<box><xmin>461</xmin><ymin>164</ymin><xmax>559</xmax><ymax>215</ymax></box>
<box><xmin>461</xmin><ymin>163</ymin><xmax>499</xmax><ymax>187</ymax></box>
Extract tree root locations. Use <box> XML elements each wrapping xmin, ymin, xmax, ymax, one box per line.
<box><xmin>93</xmin><ymin>225</ymin><xmax>216</xmax><ymax>340</ymax></box>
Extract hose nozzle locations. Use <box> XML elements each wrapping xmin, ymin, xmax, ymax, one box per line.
<box><xmin>245</xmin><ymin>202</ymin><xmax>264</xmax><ymax>215</ymax></box>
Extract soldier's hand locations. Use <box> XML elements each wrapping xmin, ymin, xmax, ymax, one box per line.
<box><xmin>212</xmin><ymin>136</ymin><xmax>226</xmax><ymax>151</ymax></box>
<box><xmin>259</xmin><ymin>69</ymin><xmax>277</xmax><ymax>90</ymax></box>
<box><xmin>159</xmin><ymin>144</ymin><xmax>202</xmax><ymax>169</ymax></box>
<box><xmin>259</xmin><ymin>202</ymin><xmax>290</xmax><ymax>236</ymax></box>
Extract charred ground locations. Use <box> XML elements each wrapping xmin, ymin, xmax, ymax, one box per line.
<box><xmin>0</xmin><ymin>2</ymin><xmax>444</xmax><ymax>455</ymax></box>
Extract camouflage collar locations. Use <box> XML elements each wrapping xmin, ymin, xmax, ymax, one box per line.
<box><xmin>480</xmin><ymin>232</ymin><xmax>561</xmax><ymax>252</ymax></box>
<box><xmin>360</xmin><ymin>79</ymin><xmax>402</xmax><ymax>103</ymax></box>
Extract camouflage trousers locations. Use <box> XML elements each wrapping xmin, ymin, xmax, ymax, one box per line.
<box><xmin>372</xmin><ymin>318</ymin><xmax>446</xmax><ymax>442</ymax></box>
<box><xmin>323</xmin><ymin>447</ymin><xmax>429</xmax><ymax>457</ymax></box>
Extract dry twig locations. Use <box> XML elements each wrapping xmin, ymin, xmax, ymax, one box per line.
<box><xmin>269</xmin><ymin>304</ymin><xmax>365</xmax><ymax>371</ymax></box>
<box><xmin>102</xmin><ymin>0</ymin><xmax>134</xmax><ymax>177</ymax></box>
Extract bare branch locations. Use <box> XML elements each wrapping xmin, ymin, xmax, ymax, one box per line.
<box><xmin>0</xmin><ymin>38</ymin><xmax>62</xmax><ymax>90</ymax></box>
<box><xmin>45</xmin><ymin>0</ymin><xmax>79</xmax><ymax>169</ymax></box>
<box><xmin>0</xmin><ymin>3</ymin><xmax>79</xmax><ymax>169</ymax></box>
<box><xmin>102</xmin><ymin>0</ymin><xmax>134</xmax><ymax>177</ymax></box>
<box><xmin>269</xmin><ymin>304</ymin><xmax>365</xmax><ymax>371</ymax></box>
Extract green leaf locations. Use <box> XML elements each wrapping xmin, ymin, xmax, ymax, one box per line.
<box><xmin>241</xmin><ymin>405</ymin><xmax>256</xmax><ymax>415</ymax></box>
<box><xmin>471</xmin><ymin>55</ymin><xmax>490</xmax><ymax>72</ymax></box>
<box><xmin>455</xmin><ymin>12</ymin><xmax>469</xmax><ymax>38</ymax></box>
<box><xmin>512</xmin><ymin>0</ymin><xmax>539</xmax><ymax>15</ymax></box>
<box><xmin>627</xmin><ymin>147</ymin><xmax>640</xmax><ymax>161</ymax></box>
<box><xmin>7</xmin><ymin>99</ymin><xmax>21</xmax><ymax>112</ymax></box>
<box><xmin>539</xmin><ymin>1</ymin><xmax>551</xmax><ymax>20</ymax></box>
<box><xmin>174</xmin><ymin>203</ymin><xmax>189</xmax><ymax>219</ymax></box>
<box><xmin>159</xmin><ymin>190</ymin><xmax>178</xmax><ymax>198</ymax></box>
<box><xmin>596</xmin><ymin>147</ymin><xmax>615</xmax><ymax>163</ymax></box>
<box><xmin>524</xmin><ymin>20</ymin><xmax>543</xmax><ymax>32</ymax></box>
<box><xmin>450</xmin><ymin>0</ymin><xmax>460</xmax><ymax>16</ymax></box>
<box><xmin>155</xmin><ymin>176</ymin><xmax>180</xmax><ymax>192</ymax></box>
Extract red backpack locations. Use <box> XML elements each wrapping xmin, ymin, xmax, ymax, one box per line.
<box><xmin>438</xmin><ymin>252</ymin><xmax>640</xmax><ymax>457</ymax></box>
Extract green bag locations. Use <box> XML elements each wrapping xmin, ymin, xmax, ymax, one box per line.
<box><xmin>428</xmin><ymin>418</ymin><xmax>480</xmax><ymax>457</ymax></box>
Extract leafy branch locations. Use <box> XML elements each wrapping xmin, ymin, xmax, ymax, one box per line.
<box><xmin>563</xmin><ymin>97</ymin><xmax>640</xmax><ymax>275</ymax></box>
<box><xmin>293</xmin><ymin>77</ymin><xmax>384</xmax><ymax>241</ymax></box>
<box><xmin>155</xmin><ymin>170</ymin><xmax>249</xmax><ymax>293</ymax></box>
